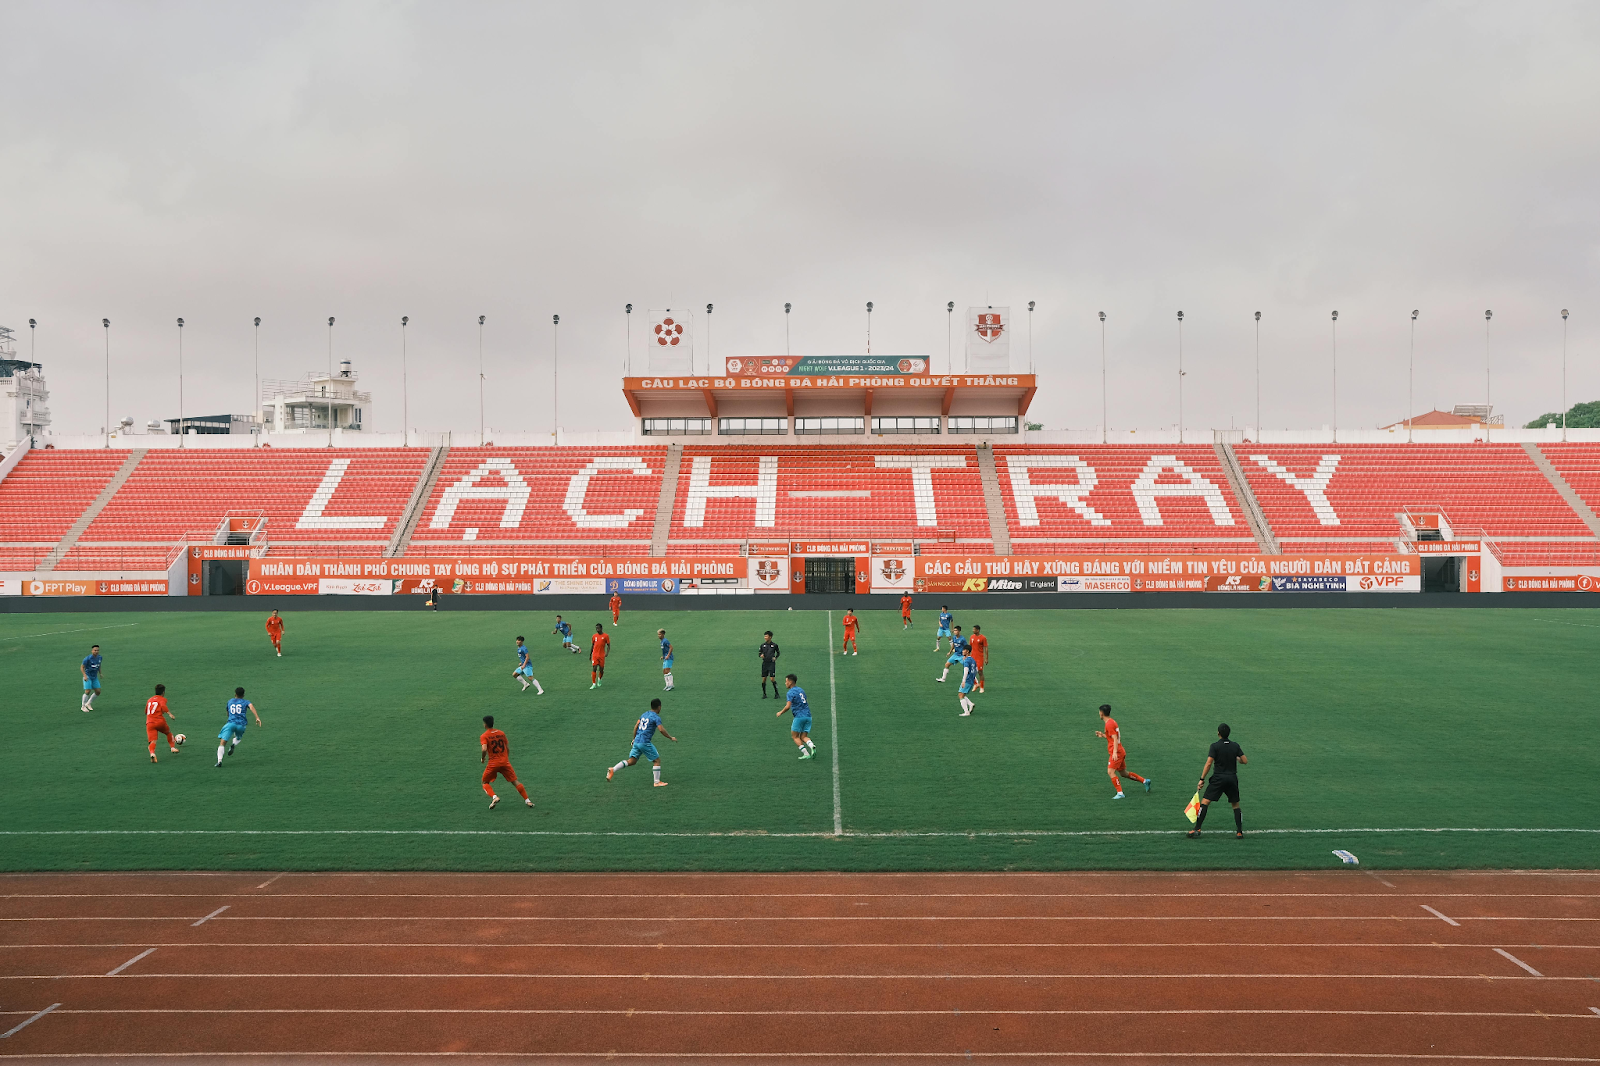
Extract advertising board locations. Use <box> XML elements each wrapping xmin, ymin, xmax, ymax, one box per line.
<box><xmin>724</xmin><ymin>356</ymin><xmax>930</xmax><ymax>377</ymax></box>
<box><xmin>1503</xmin><ymin>574</ymin><xmax>1600</xmax><ymax>592</ymax></box>
<box><xmin>903</xmin><ymin>554</ymin><xmax>1419</xmax><ymax>593</ymax></box>
<box><xmin>247</xmin><ymin>557</ymin><xmax>743</xmax><ymax>596</ymax></box>
<box><xmin>606</xmin><ymin>577</ymin><xmax>679</xmax><ymax>595</ymax></box>
<box><xmin>10</xmin><ymin>578</ymin><xmax>170</xmax><ymax>597</ymax></box>
<box><xmin>1058</xmin><ymin>576</ymin><xmax>1133</xmax><ymax>593</ymax></box>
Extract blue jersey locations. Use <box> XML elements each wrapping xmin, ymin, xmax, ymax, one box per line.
<box><xmin>226</xmin><ymin>697</ymin><xmax>250</xmax><ymax>723</ymax></box>
<box><xmin>951</xmin><ymin>635</ymin><xmax>970</xmax><ymax>656</ymax></box>
<box><xmin>634</xmin><ymin>710</ymin><xmax>661</xmax><ymax>744</ymax></box>
<box><xmin>82</xmin><ymin>653</ymin><xmax>102</xmax><ymax>678</ymax></box>
<box><xmin>660</xmin><ymin>637</ymin><xmax>673</xmax><ymax>658</ymax></box>
<box><xmin>785</xmin><ymin>685</ymin><xmax>810</xmax><ymax>717</ymax></box>
<box><xmin>556</xmin><ymin>621</ymin><xmax>572</xmax><ymax>638</ymax></box>
<box><xmin>938</xmin><ymin>611</ymin><xmax>953</xmax><ymax>630</ymax></box>
<box><xmin>961</xmin><ymin>655</ymin><xmax>979</xmax><ymax>686</ymax></box>
<box><xmin>517</xmin><ymin>644</ymin><xmax>531</xmax><ymax>666</ymax></box>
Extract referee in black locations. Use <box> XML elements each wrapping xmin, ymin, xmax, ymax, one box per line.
<box><xmin>758</xmin><ymin>630</ymin><xmax>781</xmax><ymax>698</ymax></box>
<box><xmin>1187</xmin><ymin>723</ymin><xmax>1248</xmax><ymax>838</ymax></box>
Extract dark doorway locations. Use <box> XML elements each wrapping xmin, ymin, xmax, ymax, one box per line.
<box><xmin>804</xmin><ymin>557</ymin><xmax>855</xmax><ymax>594</ymax></box>
<box><xmin>1422</xmin><ymin>556</ymin><xmax>1460</xmax><ymax>592</ymax></box>
<box><xmin>205</xmin><ymin>560</ymin><xmax>245</xmax><ymax>595</ymax></box>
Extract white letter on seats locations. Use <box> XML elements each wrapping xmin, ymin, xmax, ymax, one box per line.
<box><xmin>1131</xmin><ymin>456</ymin><xmax>1235</xmax><ymax>526</ymax></box>
<box><xmin>873</xmin><ymin>454</ymin><xmax>967</xmax><ymax>526</ymax></box>
<box><xmin>296</xmin><ymin>457</ymin><xmax>387</xmax><ymax>529</ymax></box>
<box><xmin>1005</xmin><ymin>456</ymin><xmax>1109</xmax><ymax>526</ymax></box>
<box><xmin>563</xmin><ymin>457</ymin><xmax>653</xmax><ymax>529</ymax></box>
<box><xmin>683</xmin><ymin>455</ymin><xmax>777</xmax><ymax>527</ymax></box>
<box><xmin>430</xmin><ymin>458</ymin><xmax>530</xmax><ymax>529</ymax></box>
<box><xmin>1249</xmin><ymin>454</ymin><xmax>1340</xmax><ymax>526</ymax></box>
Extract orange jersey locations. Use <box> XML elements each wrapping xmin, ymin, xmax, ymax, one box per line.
<box><xmin>970</xmin><ymin>634</ymin><xmax>988</xmax><ymax>663</ymax></box>
<box><xmin>480</xmin><ymin>728</ymin><xmax>511</xmax><ymax>766</ymax></box>
<box><xmin>900</xmin><ymin>596</ymin><xmax>912</xmax><ymax>616</ymax></box>
<box><xmin>145</xmin><ymin>694</ymin><xmax>168</xmax><ymax>721</ymax></box>
<box><xmin>609</xmin><ymin>595</ymin><xmax>621</xmax><ymax>612</ymax></box>
<box><xmin>842</xmin><ymin>614</ymin><xmax>858</xmax><ymax>633</ymax></box>
<box><xmin>590</xmin><ymin>632</ymin><xmax>611</xmax><ymax>662</ymax></box>
<box><xmin>265</xmin><ymin>616</ymin><xmax>283</xmax><ymax>635</ymax></box>
<box><xmin>1103</xmin><ymin>718</ymin><xmax>1124</xmax><ymax>759</ymax></box>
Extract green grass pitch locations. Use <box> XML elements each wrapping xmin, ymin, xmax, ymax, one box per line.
<box><xmin>4</xmin><ymin>605</ymin><xmax>1598</xmax><ymax>872</ymax></box>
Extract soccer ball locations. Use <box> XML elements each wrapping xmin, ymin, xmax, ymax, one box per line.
<box><xmin>174</xmin><ymin>734</ymin><xmax>186</xmax><ymax>746</ymax></box>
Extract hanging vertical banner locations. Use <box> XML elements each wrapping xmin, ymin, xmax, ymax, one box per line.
<box><xmin>966</xmin><ymin>306</ymin><xmax>1011</xmax><ymax>371</ymax></box>
<box><xmin>647</xmin><ymin>309</ymin><xmax>694</xmax><ymax>375</ymax></box>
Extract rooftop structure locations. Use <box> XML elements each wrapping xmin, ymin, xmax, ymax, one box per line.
<box><xmin>0</xmin><ymin>325</ymin><xmax>50</xmax><ymax>452</ymax></box>
<box><xmin>260</xmin><ymin>361</ymin><xmax>370</xmax><ymax>435</ymax></box>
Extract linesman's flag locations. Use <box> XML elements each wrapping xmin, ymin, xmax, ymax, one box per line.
<box><xmin>1183</xmin><ymin>791</ymin><xmax>1201</xmax><ymax>824</ymax></box>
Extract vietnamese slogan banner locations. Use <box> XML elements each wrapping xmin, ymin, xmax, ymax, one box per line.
<box><xmin>868</xmin><ymin>553</ymin><xmax>1420</xmax><ymax>593</ymax></box>
<box><xmin>246</xmin><ymin>556</ymin><xmax>746</xmax><ymax>596</ymax></box>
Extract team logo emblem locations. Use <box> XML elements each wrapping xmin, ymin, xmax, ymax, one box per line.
<box><xmin>755</xmin><ymin>559</ymin><xmax>782</xmax><ymax>585</ymax></box>
<box><xmin>879</xmin><ymin>558</ymin><xmax>906</xmax><ymax>583</ymax></box>
<box><xmin>1359</xmin><ymin>575</ymin><xmax>1374</xmax><ymax>590</ymax></box>
<box><xmin>726</xmin><ymin>358</ymin><xmax>742</xmax><ymax>374</ymax></box>
<box><xmin>661</xmin><ymin>579</ymin><xmax>675</xmax><ymax>592</ymax></box>
<box><xmin>654</xmin><ymin>317</ymin><xmax>684</xmax><ymax>347</ymax></box>
<box><xmin>974</xmin><ymin>313</ymin><xmax>1005</xmax><ymax>342</ymax></box>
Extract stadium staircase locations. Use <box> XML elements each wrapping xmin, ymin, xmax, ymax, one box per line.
<box><xmin>1217</xmin><ymin>442</ymin><xmax>1279</xmax><ymax>553</ymax></box>
<box><xmin>649</xmin><ymin>443</ymin><xmax>683</xmax><ymax>556</ymax></box>
<box><xmin>385</xmin><ymin>444</ymin><xmax>449</xmax><ymax>557</ymax></box>
<box><xmin>974</xmin><ymin>443</ymin><xmax>1012</xmax><ymax>556</ymax></box>
<box><xmin>37</xmin><ymin>448</ymin><xmax>147</xmax><ymax>572</ymax></box>
<box><xmin>1523</xmin><ymin>444</ymin><xmax>1600</xmax><ymax>538</ymax></box>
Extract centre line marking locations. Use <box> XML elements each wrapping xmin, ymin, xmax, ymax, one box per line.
<box><xmin>1421</xmin><ymin>905</ymin><xmax>1460</xmax><ymax>926</ymax></box>
<box><xmin>104</xmin><ymin>949</ymin><xmax>155</xmax><ymax>976</ymax></box>
<box><xmin>1492</xmin><ymin>948</ymin><xmax>1543</xmax><ymax>977</ymax></box>
<box><xmin>827</xmin><ymin>610</ymin><xmax>841</xmax><ymax>837</ymax></box>
<box><xmin>191</xmin><ymin>907</ymin><xmax>228</xmax><ymax>927</ymax></box>
<box><xmin>0</xmin><ymin>1003</ymin><xmax>61</xmax><ymax>1039</ymax></box>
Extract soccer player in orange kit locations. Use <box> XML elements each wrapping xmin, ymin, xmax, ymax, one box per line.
<box><xmin>900</xmin><ymin>593</ymin><xmax>913</xmax><ymax>630</ymax></box>
<box><xmin>840</xmin><ymin>609</ymin><xmax>860</xmax><ymax>655</ymax></box>
<box><xmin>1096</xmin><ymin>704</ymin><xmax>1150</xmax><ymax>800</ymax></box>
<box><xmin>590</xmin><ymin>623</ymin><xmax>611</xmax><ymax>689</ymax></box>
<box><xmin>145</xmin><ymin>684</ymin><xmax>182</xmax><ymax>762</ymax></box>
<box><xmin>479</xmin><ymin>715</ymin><xmax>532</xmax><ymax>810</ymax></box>
<box><xmin>970</xmin><ymin>624</ymin><xmax>989</xmax><ymax>693</ymax></box>
<box><xmin>609</xmin><ymin>591</ymin><xmax>622</xmax><ymax>625</ymax></box>
<box><xmin>265</xmin><ymin>610</ymin><xmax>284</xmax><ymax>657</ymax></box>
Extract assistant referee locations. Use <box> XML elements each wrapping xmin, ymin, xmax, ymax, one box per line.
<box><xmin>1187</xmin><ymin>723</ymin><xmax>1248</xmax><ymax>839</ymax></box>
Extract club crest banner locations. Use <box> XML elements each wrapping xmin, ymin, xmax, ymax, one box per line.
<box><xmin>647</xmin><ymin>309</ymin><xmax>694</xmax><ymax>375</ymax></box>
<box><xmin>966</xmin><ymin>306</ymin><xmax>1011</xmax><ymax>372</ymax></box>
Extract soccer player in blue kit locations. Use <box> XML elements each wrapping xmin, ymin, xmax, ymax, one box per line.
<box><xmin>957</xmin><ymin>652</ymin><xmax>980</xmax><ymax>716</ymax></box>
<box><xmin>934</xmin><ymin>606</ymin><xmax>954</xmax><ymax>652</ymax></box>
<box><xmin>936</xmin><ymin>626</ymin><xmax>970</xmax><ymax>682</ymax></box>
<box><xmin>777</xmin><ymin>672</ymin><xmax>817</xmax><ymax>759</ymax></box>
<box><xmin>658</xmin><ymin>629</ymin><xmax>675</xmax><ymax>691</ymax></box>
<box><xmin>79</xmin><ymin>644</ymin><xmax>103</xmax><ymax>712</ymax></box>
<box><xmin>216</xmin><ymin>687</ymin><xmax>263</xmax><ymax>767</ymax></box>
<box><xmin>551</xmin><ymin>615</ymin><xmax>580</xmax><ymax>654</ymax></box>
<box><xmin>512</xmin><ymin>636</ymin><xmax>544</xmax><ymax>694</ymax></box>
<box><xmin>607</xmin><ymin>698</ymin><xmax>677</xmax><ymax>787</ymax></box>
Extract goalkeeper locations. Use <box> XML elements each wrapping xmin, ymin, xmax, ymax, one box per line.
<box><xmin>1186</xmin><ymin>723</ymin><xmax>1247</xmax><ymax>839</ymax></box>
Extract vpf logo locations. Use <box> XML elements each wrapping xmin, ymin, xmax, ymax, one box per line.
<box><xmin>654</xmin><ymin>317</ymin><xmax>683</xmax><ymax>346</ymax></box>
<box><xmin>879</xmin><ymin>558</ymin><xmax>906</xmax><ymax>583</ymax></box>
<box><xmin>974</xmin><ymin>313</ymin><xmax>1004</xmax><ymax>342</ymax></box>
<box><xmin>755</xmin><ymin>560</ymin><xmax>782</xmax><ymax>585</ymax></box>
<box><xmin>1359</xmin><ymin>575</ymin><xmax>1374</xmax><ymax>589</ymax></box>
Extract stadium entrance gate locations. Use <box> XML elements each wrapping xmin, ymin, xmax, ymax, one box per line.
<box><xmin>203</xmin><ymin>559</ymin><xmax>246</xmax><ymax>596</ymax></box>
<box><xmin>803</xmin><ymin>557</ymin><xmax>856</xmax><ymax>594</ymax></box>
<box><xmin>1421</xmin><ymin>555</ymin><xmax>1462</xmax><ymax>592</ymax></box>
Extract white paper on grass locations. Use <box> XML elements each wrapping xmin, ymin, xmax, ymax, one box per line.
<box><xmin>646</xmin><ymin>309</ymin><xmax>694</xmax><ymax>375</ymax></box>
<box><xmin>966</xmin><ymin>306</ymin><xmax>1011</xmax><ymax>372</ymax></box>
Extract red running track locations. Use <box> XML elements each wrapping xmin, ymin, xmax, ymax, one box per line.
<box><xmin>2</xmin><ymin>871</ymin><xmax>1599</xmax><ymax>1065</ymax></box>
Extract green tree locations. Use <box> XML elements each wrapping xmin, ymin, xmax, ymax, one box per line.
<box><xmin>1526</xmin><ymin>401</ymin><xmax>1600</xmax><ymax>429</ymax></box>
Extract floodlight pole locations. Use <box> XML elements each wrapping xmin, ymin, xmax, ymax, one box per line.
<box><xmin>253</xmin><ymin>317</ymin><xmax>261</xmax><ymax>446</ymax></box>
<box><xmin>1408</xmin><ymin>310</ymin><xmax>1418</xmax><ymax>444</ymax></box>
<box><xmin>400</xmin><ymin>316</ymin><xmax>409</xmax><ymax>447</ymax></box>
<box><xmin>552</xmin><ymin>314</ymin><xmax>560</xmax><ymax>443</ymax></box>
<box><xmin>1027</xmin><ymin>300</ymin><xmax>1035</xmax><ymax>374</ymax></box>
<box><xmin>946</xmin><ymin>302</ymin><xmax>954</xmax><ymax>373</ymax></box>
<box><xmin>478</xmin><ymin>315</ymin><xmax>486</xmax><ymax>447</ymax></box>
<box><xmin>177</xmin><ymin>318</ymin><xmax>185</xmax><ymax>448</ymax></box>
<box><xmin>866</xmin><ymin>302</ymin><xmax>873</xmax><ymax>355</ymax></box>
<box><xmin>101</xmin><ymin>319</ymin><xmax>109</xmax><ymax>449</ymax></box>
<box><xmin>327</xmin><ymin>317</ymin><xmax>335</xmax><ymax>447</ymax></box>
<box><xmin>706</xmin><ymin>304</ymin><xmax>713</xmax><ymax>375</ymax></box>
<box><xmin>1254</xmin><ymin>311</ymin><xmax>1261</xmax><ymax>438</ymax></box>
<box><xmin>1330</xmin><ymin>310</ymin><xmax>1338</xmax><ymax>444</ymax></box>
<box><xmin>1562</xmin><ymin>309</ymin><xmax>1570</xmax><ymax>440</ymax></box>
<box><xmin>784</xmin><ymin>303</ymin><xmax>791</xmax><ymax>356</ymax></box>
<box><xmin>1484</xmin><ymin>309</ymin><xmax>1493</xmax><ymax>438</ymax></box>
<box><xmin>624</xmin><ymin>304</ymin><xmax>632</xmax><ymax>376</ymax></box>
<box><xmin>1176</xmin><ymin>311</ymin><xmax>1184</xmax><ymax>444</ymax></box>
<box><xmin>1098</xmin><ymin>311</ymin><xmax>1107</xmax><ymax>443</ymax></box>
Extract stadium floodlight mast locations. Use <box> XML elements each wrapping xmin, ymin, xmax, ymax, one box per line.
<box><xmin>1254</xmin><ymin>311</ymin><xmax>1261</xmax><ymax>437</ymax></box>
<box><xmin>784</xmin><ymin>302</ymin><xmax>791</xmax><ymax>356</ymax></box>
<box><xmin>1562</xmin><ymin>308</ymin><xmax>1570</xmax><ymax>440</ymax></box>
<box><xmin>1028</xmin><ymin>300</ymin><xmax>1035</xmax><ymax>374</ymax></box>
<box><xmin>946</xmin><ymin>301</ymin><xmax>954</xmax><ymax>373</ymax></box>
<box><xmin>1176</xmin><ymin>310</ymin><xmax>1184</xmax><ymax>444</ymax></box>
<box><xmin>1409</xmin><ymin>310</ymin><xmax>1419</xmax><ymax>444</ymax></box>
<box><xmin>866</xmin><ymin>301</ymin><xmax>873</xmax><ymax>355</ymax></box>
<box><xmin>1484</xmin><ymin>309</ymin><xmax>1493</xmax><ymax>436</ymax></box>
<box><xmin>1330</xmin><ymin>310</ymin><xmax>1338</xmax><ymax>444</ymax></box>
<box><xmin>326</xmin><ymin>317</ymin><xmax>335</xmax><ymax>447</ymax></box>
<box><xmin>28</xmin><ymin>319</ymin><xmax>38</xmax><ymax>448</ymax></box>
<box><xmin>1098</xmin><ymin>311</ymin><xmax>1107</xmax><ymax>444</ymax></box>
<box><xmin>101</xmin><ymin>319</ymin><xmax>110</xmax><ymax>449</ymax></box>
<box><xmin>624</xmin><ymin>304</ymin><xmax>631</xmax><ymax>375</ymax></box>
<box><xmin>706</xmin><ymin>304</ymin><xmax>713</xmax><ymax>375</ymax></box>
<box><xmin>400</xmin><ymin>316</ymin><xmax>409</xmax><ymax>447</ymax></box>
<box><xmin>478</xmin><ymin>315</ymin><xmax>486</xmax><ymax>447</ymax></box>
<box><xmin>552</xmin><ymin>314</ymin><xmax>560</xmax><ymax>443</ymax></box>
<box><xmin>253</xmin><ymin>317</ymin><xmax>261</xmax><ymax>447</ymax></box>
<box><xmin>177</xmin><ymin>318</ymin><xmax>185</xmax><ymax>449</ymax></box>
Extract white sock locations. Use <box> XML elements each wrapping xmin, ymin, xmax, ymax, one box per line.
<box><xmin>611</xmin><ymin>761</ymin><xmax>627</xmax><ymax>773</ymax></box>
<box><xmin>533</xmin><ymin>680</ymin><xmax>544</xmax><ymax>694</ymax></box>
<box><xmin>939</xmin><ymin>669</ymin><xmax>948</xmax><ymax>680</ymax></box>
<box><xmin>518</xmin><ymin>677</ymin><xmax>528</xmax><ymax>689</ymax></box>
<box><xmin>652</xmin><ymin>766</ymin><xmax>661</xmax><ymax>783</ymax></box>
<box><xmin>216</xmin><ymin>744</ymin><xmax>226</xmax><ymax>762</ymax></box>
<box><xmin>806</xmin><ymin>739</ymin><xmax>816</xmax><ymax>752</ymax></box>
<box><xmin>664</xmin><ymin>672</ymin><xmax>672</xmax><ymax>687</ymax></box>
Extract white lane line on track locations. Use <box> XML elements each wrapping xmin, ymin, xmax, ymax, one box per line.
<box><xmin>1422</xmin><ymin>905</ymin><xmax>1460</xmax><ymax>926</ymax></box>
<box><xmin>12</xmin><ymin>942</ymin><xmax>1597</xmax><ymax>950</ymax></box>
<box><xmin>12</xmin><ymin>1007</ymin><xmax>1600</xmax><ymax>1019</ymax></box>
<box><xmin>5</xmin><ymin>827</ymin><xmax>1599</xmax><ymax>838</ymax></box>
<box><xmin>10</xmin><ymin>971</ymin><xmax>1600</xmax><ymax>981</ymax></box>
<box><xmin>255</xmin><ymin>873</ymin><xmax>286</xmax><ymax>890</ymax></box>
<box><xmin>0</xmin><ymin>1003</ymin><xmax>60</xmax><ymax>1038</ymax></box>
<box><xmin>1365</xmin><ymin>872</ymin><xmax>1398</xmax><ymax>889</ymax></box>
<box><xmin>1493</xmin><ymin>948</ymin><xmax>1544</xmax><ymax>976</ymax></box>
<box><xmin>11</xmin><ymin>915</ymin><xmax>1599</xmax><ymax>923</ymax></box>
<box><xmin>104</xmin><ymin>948</ymin><xmax>155</xmax><ymax>976</ymax></box>
<box><xmin>1590</xmin><ymin>1006</ymin><xmax>1600</xmax><ymax>1016</ymax></box>
<box><xmin>191</xmin><ymin>906</ymin><xmax>228</xmax><ymax>927</ymax></box>
<box><xmin>10</xmin><ymin>891</ymin><xmax>1600</xmax><ymax>899</ymax></box>
<box><xmin>827</xmin><ymin>610</ymin><xmax>841</xmax><ymax>837</ymax></box>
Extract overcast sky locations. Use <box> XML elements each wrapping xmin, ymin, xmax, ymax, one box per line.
<box><xmin>3</xmin><ymin>1</ymin><xmax>1597</xmax><ymax>437</ymax></box>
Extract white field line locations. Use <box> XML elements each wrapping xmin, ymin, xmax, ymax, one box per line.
<box><xmin>104</xmin><ymin>948</ymin><xmax>154</xmax><ymax>976</ymax></box>
<box><xmin>4</xmin><ymin>827</ymin><xmax>1599</xmax><ymax>839</ymax></box>
<box><xmin>0</xmin><ymin>1002</ymin><xmax>60</xmax><ymax>1038</ymax></box>
<box><xmin>9</xmin><ymin>915</ymin><xmax>1598</xmax><ymax>923</ymax></box>
<box><xmin>4</xmin><ymin>1007</ymin><xmax>1596</xmax><ymax>1020</ymax></box>
<box><xmin>828</xmin><ymin>610</ymin><xmax>841</xmax><ymax>836</ymax></box>
<box><xmin>8</xmin><ymin>971</ymin><xmax>1600</xmax><ymax>982</ymax></box>
<box><xmin>1493</xmin><ymin>948</ymin><xmax>1544</xmax><ymax>976</ymax></box>
<box><xmin>191</xmin><ymin>906</ymin><xmax>228</xmax><ymax>927</ymax></box>
<box><xmin>1421</xmin><ymin>905</ymin><xmax>1460</xmax><ymax>926</ymax></box>
<box><xmin>0</xmin><ymin>623</ymin><xmax>139</xmax><ymax>643</ymax></box>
